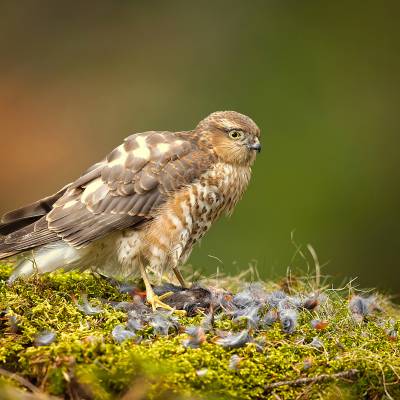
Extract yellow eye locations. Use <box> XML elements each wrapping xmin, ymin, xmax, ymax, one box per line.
<box><xmin>228</xmin><ymin>130</ymin><xmax>244</xmax><ymax>140</ymax></box>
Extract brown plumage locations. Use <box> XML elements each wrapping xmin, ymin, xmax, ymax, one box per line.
<box><xmin>0</xmin><ymin>111</ymin><xmax>261</xmax><ymax>310</ymax></box>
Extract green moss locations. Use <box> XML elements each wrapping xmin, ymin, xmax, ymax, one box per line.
<box><xmin>0</xmin><ymin>263</ymin><xmax>399</xmax><ymax>399</ymax></box>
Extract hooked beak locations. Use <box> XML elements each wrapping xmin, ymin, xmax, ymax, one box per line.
<box><xmin>248</xmin><ymin>142</ymin><xmax>261</xmax><ymax>153</ymax></box>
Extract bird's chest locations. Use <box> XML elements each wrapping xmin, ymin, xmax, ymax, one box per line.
<box><xmin>144</xmin><ymin>163</ymin><xmax>251</xmax><ymax>269</ymax></box>
<box><xmin>183</xmin><ymin>163</ymin><xmax>251</xmax><ymax>244</ymax></box>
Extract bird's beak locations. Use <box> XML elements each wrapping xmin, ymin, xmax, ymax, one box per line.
<box><xmin>248</xmin><ymin>142</ymin><xmax>261</xmax><ymax>153</ymax></box>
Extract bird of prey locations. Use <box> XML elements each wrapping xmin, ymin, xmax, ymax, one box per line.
<box><xmin>0</xmin><ymin>111</ymin><xmax>261</xmax><ymax>310</ymax></box>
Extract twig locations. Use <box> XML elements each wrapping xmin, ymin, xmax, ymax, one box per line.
<box><xmin>264</xmin><ymin>369</ymin><xmax>358</xmax><ymax>391</ymax></box>
<box><xmin>0</xmin><ymin>367</ymin><xmax>41</xmax><ymax>394</ymax></box>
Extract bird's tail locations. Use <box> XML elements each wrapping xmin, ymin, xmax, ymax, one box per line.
<box><xmin>0</xmin><ymin>218</ymin><xmax>58</xmax><ymax>260</ymax></box>
<box><xmin>0</xmin><ymin>187</ymin><xmax>67</xmax><ymax>236</ymax></box>
<box><xmin>0</xmin><ymin>187</ymin><xmax>68</xmax><ymax>260</ymax></box>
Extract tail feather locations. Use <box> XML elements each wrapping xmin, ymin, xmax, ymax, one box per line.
<box><xmin>0</xmin><ymin>236</ymin><xmax>19</xmax><ymax>259</ymax></box>
<box><xmin>0</xmin><ymin>186</ymin><xmax>68</xmax><ymax>236</ymax></box>
<box><xmin>0</xmin><ymin>187</ymin><xmax>70</xmax><ymax>259</ymax></box>
<box><xmin>0</xmin><ymin>218</ymin><xmax>59</xmax><ymax>259</ymax></box>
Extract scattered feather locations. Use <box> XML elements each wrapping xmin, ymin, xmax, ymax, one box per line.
<box><xmin>201</xmin><ymin>312</ymin><xmax>214</xmax><ymax>332</ymax></box>
<box><xmin>127</xmin><ymin>316</ymin><xmax>143</xmax><ymax>332</ymax></box>
<box><xmin>182</xmin><ymin>326</ymin><xmax>206</xmax><ymax>348</ymax></box>
<box><xmin>232</xmin><ymin>305</ymin><xmax>260</xmax><ymax>328</ymax></box>
<box><xmin>76</xmin><ymin>294</ymin><xmax>103</xmax><ymax>315</ymax></box>
<box><xmin>110</xmin><ymin>300</ymin><xmax>146</xmax><ymax>312</ymax></box>
<box><xmin>112</xmin><ymin>324</ymin><xmax>136</xmax><ymax>343</ymax></box>
<box><xmin>267</xmin><ymin>291</ymin><xmax>287</xmax><ymax>308</ymax></box>
<box><xmin>216</xmin><ymin>330</ymin><xmax>250</xmax><ymax>349</ymax></box>
<box><xmin>233</xmin><ymin>283</ymin><xmax>267</xmax><ymax>307</ymax></box>
<box><xmin>279</xmin><ymin>309</ymin><xmax>298</xmax><ymax>334</ymax></box>
<box><xmin>309</xmin><ymin>336</ymin><xmax>324</xmax><ymax>349</ymax></box>
<box><xmin>228</xmin><ymin>354</ymin><xmax>243</xmax><ymax>370</ymax></box>
<box><xmin>211</xmin><ymin>289</ymin><xmax>234</xmax><ymax>312</ymax></box>
<box><xmin>34</xmin><ymin>330</ymin><xmax>56</xmax><ymax>346</ymax></box>
<box><xmin>349</xmin><ymin>295</ymin><xmax>370</xmax><ymax>316</ymax></box>
<box><xmin>148</xmin><ymin>312</ymin><xmax>179</xmax><ymax>336</ymax></box>
<box><xmin>349</xmin><ymin>295</ymin><xmax>378</xmax><ymax>321</ymax></box>
<box><xmin>262</xmin><ymin>310</ymin><xmax>278</xmax><ymax>327</ymax></box>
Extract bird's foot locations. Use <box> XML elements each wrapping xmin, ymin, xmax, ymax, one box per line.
<box><xmin>148</xmin><ymin>294</ymin><xmax>173</xmax><ymax>312</ymax></box>
<box><xmin>146</xmin><ymin>291</ymin><xmax>186</xmax><ymax>315</ymax></box>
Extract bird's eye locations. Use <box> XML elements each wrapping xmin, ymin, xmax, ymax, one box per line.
<box><xmin>228</xmin><ymin>130</ymin><xmax>244</xmax><ymax>140</ymax></box>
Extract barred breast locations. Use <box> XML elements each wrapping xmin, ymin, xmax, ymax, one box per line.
<box><xmin>142</xmin><ymin>162</ymin><xmax>252</xmax><ymax>276</ymax></box>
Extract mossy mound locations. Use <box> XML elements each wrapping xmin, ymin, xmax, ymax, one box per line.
<box><xmin>0</xmin><ymin>263</ymin><xmax>399</xmax><ymax>400</ymax></box>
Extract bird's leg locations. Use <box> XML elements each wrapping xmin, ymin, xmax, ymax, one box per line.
<box><xmin>139</xmin><ymin>263</ymin><xmax>173</xmax><ymax>312</ymax></box>
<box><xmin>170</xmin><ymin>242</ymin><xmax>188</xmax><ymax>288</ymax></box>
<box><xmin>172</xmin><ymin>266</ymin><xmax>187</xmax><ymax>288</ymax></box>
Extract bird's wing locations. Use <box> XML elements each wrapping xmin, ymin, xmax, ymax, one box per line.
<box><xmin>0</xmin><ymin>130</ymin><xmax>214</xmax><ymax>256</ymax></box>
<box><xmin>44</xmin><ymin>130</ymin><xmax>214</xmax><ymax>247</ymax></box>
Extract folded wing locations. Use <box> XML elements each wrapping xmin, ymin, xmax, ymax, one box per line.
<box><xmin>0</xmin><ymin>130</ymin><xmax>214</xmax><ymax>257</ymax></box>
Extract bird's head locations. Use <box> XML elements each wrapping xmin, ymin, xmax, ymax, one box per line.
<box><xmin>195</xmin><ymin>111</ymin><xmax>261</xmax><ymax>166</ymax></box>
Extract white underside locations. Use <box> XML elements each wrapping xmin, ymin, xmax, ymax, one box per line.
<box><xmin>8</xmin><ymin>231</ymin><xmax>144</xmax><ymax>283</ymax></box>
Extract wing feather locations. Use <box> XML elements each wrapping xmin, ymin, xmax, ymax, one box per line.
<box><xmin>46</xmin><ymin>130</ymin><xmax>215</xmax><ymax>247</ymax></box>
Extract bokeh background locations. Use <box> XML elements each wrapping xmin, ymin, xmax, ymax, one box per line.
<box><xmin>1</xmin><ymin>1</ymin><xmax>399</xmax><ymax>293</ymax></box>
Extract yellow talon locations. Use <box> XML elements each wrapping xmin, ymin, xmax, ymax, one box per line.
<box><xmin>158</xmin><ymin>291</ymin><xmax>187</xmax><ymax>316</ymax></box>
<box><xmin>147</xmin><ymin>292</ymin><xmax>174</xmax><ymax>312</ymax></box>
<box><xmin>173</xmin><ymin>309</ymin><xmax>187</xmax><ymax>316</ymax></box>
<box><xmin>139</xmin><ymin>264</ymin><xmax>186</xmax><ymax>315</ymax></box>
<box><xmin>158</xmin><ymin>291</ymin><xmax>174</xmax><ymax>301</ymax></box>
<box><xmin>146</xmin><ymin>293</ymin><xmax>186</xmax><ymax>315</ymax></box>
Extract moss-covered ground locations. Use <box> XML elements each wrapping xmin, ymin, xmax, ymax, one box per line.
<box><xmin>0</xmin><ymin>263</ymin><xmax>399</xmax><ymax>400</ymax></box>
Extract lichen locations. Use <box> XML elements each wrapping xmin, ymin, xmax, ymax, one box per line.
<box><xmin>0</xmin><ymin>263</ymin><xmax>399</xmax><ymax>399</ymax></box>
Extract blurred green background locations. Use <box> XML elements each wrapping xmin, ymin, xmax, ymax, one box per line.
<box><xmin>0</xmin><ymin>1</ymin><xmax>399</xmax><ymax>293</ymax></box>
